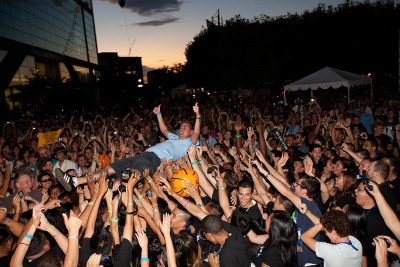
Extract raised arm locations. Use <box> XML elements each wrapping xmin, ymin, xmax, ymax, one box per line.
<box><xmin>153</xmin><ymin>105</ymin><xmax>170</xmax><ymax>138</ymax></box>
<box><xmin>367</xmin><ymin>182</ymin><xmax>400</xmax><ymax>240</ymax></box>
<box><xmin>84</xmin><ymin>172</ymin><xmax>108</xmax><ymax>238</ymax></box>
<box><xmin>63</xmin><ymin>211</ymin><xmax>82</xmax><ymax>267</ymax></box>
<box><xmin>191</xmin><ymin>103</ymin><xmax>201</xmax><ymax>145</ymax></box>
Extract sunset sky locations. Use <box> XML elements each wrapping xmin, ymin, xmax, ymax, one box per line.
<box><xmin>92</xmin><ymin>0</ymin><xmax>398</xmax><ymax>80</ymax></box>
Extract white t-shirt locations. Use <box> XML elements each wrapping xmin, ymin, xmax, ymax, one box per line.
<box><xmin>315</xmin><ymin>235</ymin><xmax>362</xmax><ymax>267</ymax></box>
<box><xmin>53</xmin><ymin>159</ymin><xmax>81</xmax><ymax>177</ymax></box>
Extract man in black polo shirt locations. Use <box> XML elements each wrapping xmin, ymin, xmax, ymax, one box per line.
<box><xmin>355</xmin><ymin>181</ymin><xmax>395</xmax><ymax>266</ymax></box>
<box><xmin>367</xmin><ymin>160</ymin><xmax>396</xmax><ymax>211</ymax></box>
<box><xmin>201</xmin><ymin>215</ymin><xmax>251</xmax><ymax>267</ymax></box>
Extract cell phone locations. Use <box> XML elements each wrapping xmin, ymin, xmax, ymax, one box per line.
<box><xmin>91</xmin><ymin>136</ymin><xmax>96</xmax><ymax>140</ymax></box>
<box><xmin>145</xmin><ymin>189</ymin><xmax>152</xmax><ymax>198</ymax></box>
<box><xmin>18</xmin><ymin>191</ymin><xmax>24</xmax><ymax>198</ymax></box>
<box><xmin>100</xmin><ymin>255</ymin><xmax>112</xmax><ymax>265</ymax></box>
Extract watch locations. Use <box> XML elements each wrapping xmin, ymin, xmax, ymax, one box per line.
<box><xmin>197</xmin><ymin>203</ymin><xmax>203</xmax><ymax>208</ymax></box>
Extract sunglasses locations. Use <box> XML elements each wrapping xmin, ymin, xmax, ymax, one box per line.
<box><xmin>40</xmin><ymin>179</ymin><xmax>51</xmax><ymax>183</ymax></box>
<box><xmin>294</xmin><ymin>181</ymin><xmax>306</xmax><ymax>189</ymax></box>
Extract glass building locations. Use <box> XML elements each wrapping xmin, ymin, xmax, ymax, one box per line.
<box><xmin>0</xmin><ymin>0</ymin><xmax>98</xmax><ymax>109</ymax></box>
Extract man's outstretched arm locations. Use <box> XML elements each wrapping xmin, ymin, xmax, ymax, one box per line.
<box><xmin>191</xmin><ymin>103</ymin><xmax>201</xmax><ymax>145</ymax></box>
<box><xmin>153</xmin><ymin>105</ymin><xmax>170</xmax><ymax>138</ymax></box>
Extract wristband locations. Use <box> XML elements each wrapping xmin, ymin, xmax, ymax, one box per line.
<box><xmin>146</xmin><ymin>179</ymin><xmax>153</xmax><ymax>184</ymax></box>
<box><xmin>221</xmin><ymin>155</ymin><xmax>227</xmax><ymax>161</ymax></box>
<box><xmin>235</xmin><ymin>135</ymin><xmax>242</xmax><ymax>138</ymax></box>
<box><xmin>141</xmin><ymin>252</ymin><xmax>148</xmax><ymax>254</ymax></box>
<box><xmin>88</xmin><ymin>202</ymin><xmax>94</xmax><ymax>206</ymax></box>
<box><xmin>156</xmin><ymin>113</ymin><xmax>161</xmax><ymax>116</ymax></box>
<box><xmin>218</xmin><ymin>186</ymin><xmax>226</xmax><ymax>190</ymax></box>
<box><xmin>68</xmin><ymin>236</ymin><xmax>79</xmax><ymax>239</ymax></box>
<box><xmin>184</xmin><ymin>199</ymin><xmax>190</xmax><ymax>208</ymax></box>
<box><xmin>191</xmin><ymin>162</ymin><xmax>198</xmax><ymax>166</ymax></box>
<box><xmin>79</xmin><ymin>200</ymin><xmax>84</xmax><ymax>203</ymax></box>
<box><xmin>108</xmin><ymin>210</ymin><xmax>112</xmax><ymax>213</ymax></box>
<box><xmin>196</xmin><ymin>116</ymin><xmax>201</xmax><ymax>119</ymax></box>
<box><xmin>24</xmin><ymin>234</ymin><xmax>33</xmax><ymax>239</ymax></box>
<box><xmin>138</xmin><ymin>195</ymin><xmax>144</xmax><ymax>201</ymax></box>
<box><xmin>127</xmin><ymin>203</ymin><xmax>135</xmax><ymax>206</ymax></box>
<box><xmin>110</xmin><ymin>218</ymin><xmax>119</xmax><ymax>222</ymax></box>
<box><xmin>21</xmin><ymin>200</ymin><xmax>26</xmax><ymax>203</ymax></box>
<box><xmin>123</xmin><ymin>211</ymin><xmax>136</xmax><ymax>215</ymax></box>
<box><xmin>52</xmin><ymin>230</ymin><xmax>60</xmax><ymax>238</ymax></box>
<box><xmin>252</xmin><ymin>176</ymin><xmax>258</xmax><ymax>180</ymax></box>
<box><xmin>141</xmin><ymin>258</ymin><xmax>150</xmax><ymax>263</ymax></box>
<box><xmin>4</xmin><ymin>218</ymin><xmax>10</xmax><ymax>226</ymax></box>
<box><xmin>19</xmin><ymin>242</ymin><xmax>30</xmax><ymax>247</ymax></box>
<box><xmin>133</xmin><ymin>197</ymin><xmax>138</xmax><ymax>201</ymax></box>
<box><xmin>153</xmin><ymin>209</ymin><xmax>159</xmax><ymax>212</ymax></box>
<box><xmin>178</xmin><ymin>196</ymin><xmax>183</xmax><ymax>204</ymax></box>
<box><xmin>267</xmin><ymin>144</ymin><xmax>271</xmax><ymax>148</ymax></box>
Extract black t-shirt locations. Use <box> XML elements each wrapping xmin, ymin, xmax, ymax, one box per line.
<box><xmin>79</xmin><ymin>238</ymin><xmax>93</xmax><ymax>267</ymax></box>
<box><xmin>219</xmin><ymin>233</ymin><xmax>251</xmax><ymax>267</ymax></box>
<box><xmin>23</xmin><ymin>245</ymin><xmax>64</xmax><ymax>267</ymax></box>
<box><xmin>112</xmin><ymin>238</ymin><xmax>133</xmax><ymax>267</ymax></box>
<box><xmin>0</xmin><ymin>253</ymin><xmax>12</xmax><ymax>267</ymax></box>
<box><xmin>378</xmin><ymin>182</ymin><xmax>397</xmax><ymax>212</ymax></box>
<box><xmin>258</xmin><ymin>245</ymin><xmax>296</xmax><ymax>267</ymax></box>
<box><xmin>331</xmin><ymin>194</ymin><xmax>355</xmax><ymax>209</ymax></box>
<box><xmin>235</xmin><ymin>201</ymin><xmax>262</xmax><ymax>220</ymax></box>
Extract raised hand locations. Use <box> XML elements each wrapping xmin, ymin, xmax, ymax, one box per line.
<box><xmin>298</xmin><ymin>203</ymin><xmax>308</xmax><ymax>214</ymax></box>
<box><xmin>135</xmin><ymin>227</ymin><xmax>148</xmax><ymax>249</ymax></box>
<box><xmin>187</xmin><ymin>146</ymin><xmax>197</xmax><ymax>162</ymax></box>
<box><xmin>159</xmin><ymin>177</ymin><xmax>173</xmax><ymax>196</ymax></box>
<box><xmin>277</xmin><ymin>152</ymin><xmax>289</xmax><ymax>168</ymax></box>
<box><xmin>247</xmin><ymin>126</ymin><xmax>254</xmax><ymax>138</ymax></box>
<box><xmin>193</xmin><ymin>102</ymin><xmax>200</xmax><ymax>115</ymax></box>
<box><xmin>153</xmin><ymin>105</ymin><xmax>161</xmax><ymax>115</ymax></box>
<box><xmin>86</xmin><ymin>254</ymin><xmax>101</xmax><ymax>267</ymax></box>
<box><xmin>159</xmin><ymin>213</ymin><xmax>171</xmax><ymax>235</ymax></box>
<box><xmin>98</xmin><ymin>171</ymin><xmax>109</xmax><ymax>196</ymax></box>
<box><xmin>185</xmin><ymin>181</ymin><xmax>200</xmax><ymax>200</ymax></box>
<box><xmin>303</xmin><ymin>156</ymin><xmax>314</xmax><ymax>177</ymax></box>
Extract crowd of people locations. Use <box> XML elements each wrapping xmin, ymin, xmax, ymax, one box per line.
<box><xmin>0</xmin><ymin>93</ymin><xmax>400</xmax><ymax>267</ymax></box>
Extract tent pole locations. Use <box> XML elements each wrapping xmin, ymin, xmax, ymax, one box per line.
<box><xmin>348</xmin><ymin>86</ymin><xmax>350</xmax><ymax>104</ymax></box>
<box><xmin>284</xmin><ymin>90</ymin><xmax>287</xmax><ymax>105</ymax></box>
<box><xmin>370</xmin><ymin>80</ymin><xmax>373</xmax><ymax>102</ymax></box>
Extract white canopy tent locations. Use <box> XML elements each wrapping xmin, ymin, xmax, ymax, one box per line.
<box><xmin>283</xmin><ymin>66</ymin><xmax>372</xmax><ymax>104</ymax></box>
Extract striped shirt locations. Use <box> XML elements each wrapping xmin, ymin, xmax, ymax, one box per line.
<box><xmin>147</xmin><ymin>133</ymin><xmax>199</xmax><ymax>162</ymax></box>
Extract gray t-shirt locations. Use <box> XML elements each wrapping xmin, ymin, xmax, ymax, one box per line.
<box><xmin>316</xmin><ymin>235</ymin><xmax>362</xmax><ymax>267</ymax></box>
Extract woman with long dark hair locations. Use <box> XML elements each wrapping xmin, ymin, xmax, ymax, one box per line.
<box><xmin>345</xmin><ymin>204</ymin><xmax>368</xmax><ymax>267</ymax></box>
<box><xmin>330</xmin><ymin>172</ymin><xmax>357</xmax><ymax>209</ymax></box>
<box><xmin>257</xmin><ymin>211</ymin><xmax>298</xmax><ymax>267</ymax></box>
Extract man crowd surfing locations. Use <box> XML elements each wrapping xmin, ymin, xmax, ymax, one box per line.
<box><xmin>0</xmin><ymin>93</ymin><xmax>400</xmax><ymax>267</ymax></box>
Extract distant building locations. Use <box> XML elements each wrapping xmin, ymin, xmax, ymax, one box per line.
<box><xmin>98</xmin><ymin>52</ymin><xmax>144</xmax><ymax>90</ymax></box>
<box><xmin>0</xmin><ymin>0</ymin><xmax>99</xmax><ymax>89</ymax></box>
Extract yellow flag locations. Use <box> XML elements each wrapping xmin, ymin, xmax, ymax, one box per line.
<box><xmin>38</xmin><ymin>129</ymin><xmax>62</xmax><ymax>148</ymax></box>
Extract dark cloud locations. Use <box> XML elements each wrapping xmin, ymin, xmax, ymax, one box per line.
<box><xmin>131</xmin><ymin>17</ymin><xmax>180</xmax><ymax>27</ymax></box>
<box><xmin>99</xmin><ymin>0</ymin><xmax>183</xmax><ymax>16</ymax></box>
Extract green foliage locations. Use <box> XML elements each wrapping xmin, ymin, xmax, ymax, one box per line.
<box><xmin>184</xmin><ymin>1</ymin><xmax>400</xmax><ymax>91</ymax></box>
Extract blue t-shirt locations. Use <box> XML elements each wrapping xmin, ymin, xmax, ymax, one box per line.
<box><xmin>294</xmin><ymin>197</ymin><xmax>323</xmax><ymax>266</ymax></box>
<box><xmin>147</xmin><ymin>133</ymin><xmax>199</xmax><ymax>161</ymax></box>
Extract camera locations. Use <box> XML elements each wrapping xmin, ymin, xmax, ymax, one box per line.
<box><xmin>145</xmin><ymin>189</ymin><xmax>152</xmax><ymax>198</ymax></box>
<box><xmin>122</xmin><ymin>169</ymin><xmax>132</xmax><ymax>182</ymax></box>
<box><xmin>100</xmin><ymin>255</ymin><xmax>112</xmax><ymax>265</ymax></box>
<box><xmin>362</xmin><ymin>175</ymin><xmax>373</xmax><ymax>191</ymax></box>
<box><xmin>273</xmin><ymin>128</ymin><xmax>288</xmax><ymax>151</ymax></box>
<box><xmin>207</xmin><ymin>166</ymin><xmax>225</xmax><ymax>174</ymax></box>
